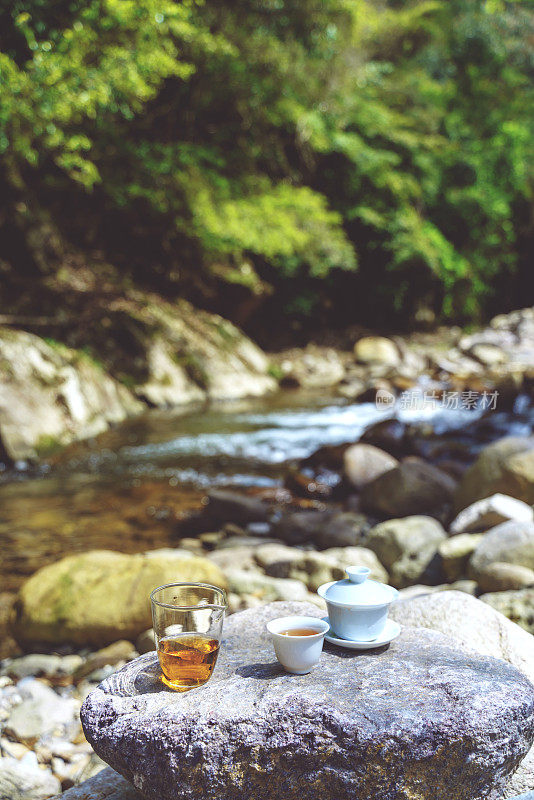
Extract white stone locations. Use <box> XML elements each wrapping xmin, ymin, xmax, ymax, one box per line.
<box><xmin>450</xmin><ymin>494</ymin><xmax>533</xmax><ymax>534</ymax></box>
<box><xmin>390</xmin><ymin>590</ymin><xmax>534</xmax><ymax>683</ymax></box>
<box><xmin>0</xmin><ymin>754</ymin><xmax>61</xmax><ymax>800</ymax></box>
<box><xmin>353</xmin><ymin>336</ymin><xmax>400</xmax><ymax>366</ymax></box>
<box><xmin>5</xmin><ymin>678</ymin><xmax>80</xmax><ymax>743</ymax></box>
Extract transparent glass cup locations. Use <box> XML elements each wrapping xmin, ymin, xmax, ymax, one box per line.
<box><xmin>150</xmin><ymin>582</ymin><xmax>227</xmax><ymax>692</ymax></box>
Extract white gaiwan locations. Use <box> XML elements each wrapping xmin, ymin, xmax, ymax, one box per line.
<box><xmin>317</xmin><ymin>566</ymin><xmax>399</xmax><ymax>642</ymax></box>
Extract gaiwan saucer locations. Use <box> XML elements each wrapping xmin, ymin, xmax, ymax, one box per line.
<box><xmin>323</xmin><ymin>618</ymin><xmax>401</xmax><ymax>650</ymax></box>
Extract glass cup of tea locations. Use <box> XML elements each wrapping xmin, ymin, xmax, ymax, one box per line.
<box><xmin>150</xmin><ymin>582</ymin><xmax>227</xmax><ymax>692</ymax></box>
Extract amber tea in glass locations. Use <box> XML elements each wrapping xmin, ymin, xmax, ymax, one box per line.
<box><xmin>150</xmin><ymin>583</ymin><xmax>227</xmax><ymax>691</ymax></box>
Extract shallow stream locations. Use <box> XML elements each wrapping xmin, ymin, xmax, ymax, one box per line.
<box><xmin>1</xmin><ymin>390</ymin><xmax>533</xmax><ymax>590</ymax></box>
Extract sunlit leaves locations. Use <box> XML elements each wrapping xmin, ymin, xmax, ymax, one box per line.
<box><xmin>0</xmin><ymin>0</ymin><xmax>532</xmax><ymax>322</ymax></box>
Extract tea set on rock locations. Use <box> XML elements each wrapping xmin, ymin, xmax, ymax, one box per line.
<box><xmin>149</xmin><ymin>565</ymin><xmax>401</xmax><ymax>689</ymax></box>
<box><xmin>267</xmin><ymin>565</ymin><xmax>400</xmax><ymax>674</ymax></box>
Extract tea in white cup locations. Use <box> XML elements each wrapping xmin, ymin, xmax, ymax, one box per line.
<box><xmin>266</xmin><ymin>615</ymin><xmax>329</xmax><ymax>674</ymax></box>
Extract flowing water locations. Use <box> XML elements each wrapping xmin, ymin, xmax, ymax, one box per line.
<box><xmin>1</xmin><ymin>390</ymin><xmax>533</xmax><ymax>590</ymax></box>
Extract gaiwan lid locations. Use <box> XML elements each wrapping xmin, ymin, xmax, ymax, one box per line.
<box><xmin>319</xmin><ymin>566</ymin><xmax>397</xmax><ymax>607</ymax></box>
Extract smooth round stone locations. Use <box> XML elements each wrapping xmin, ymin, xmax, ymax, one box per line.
<box><xmin>81</xmin><ymin>602</ymin><xmax>534</xmax><ymax>800</ymax></box>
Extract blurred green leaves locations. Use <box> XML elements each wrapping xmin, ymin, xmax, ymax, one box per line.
<box><xmin>0</xmin><ymin>0</ymin><xmax>532</xmax><ymax>324</ymax></box>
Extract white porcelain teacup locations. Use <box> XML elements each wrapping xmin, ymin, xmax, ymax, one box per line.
<box><xmin>266</xmin><ymin>615</ymin><xmax>330</xmax><ymax>674</ymax></box>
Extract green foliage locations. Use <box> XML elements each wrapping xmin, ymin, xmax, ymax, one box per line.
<box><xmin>0</xmin><ymin>0</ymin><xmax>532</xmax><ymax>327</ymax></box>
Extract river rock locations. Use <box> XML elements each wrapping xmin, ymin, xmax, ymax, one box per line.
<box><xmin>438</xmin><ymin>534</ymin><xmax>484</xmax><ymax>581</ymax></box>
<box><xmin>10</xmin><ymin>549</ymin><xmax>225</xmax><ymax>649</ymax></box>
<box><xmin>132</xmin><ymin>298</ymin><xmax>276</xmax><ymax>405</ymax></box>
<box><xmin>5</xmin><ymin>679</ymin><xmax>80</xmax><ymax>744</ymax></box>
<box><xmin>476</xmin><ymin>563</ymin><xmax>534</xmax><ymax>594</ymax></box>
<box><xmin>73</xmin><ymin>641</ymin><xmax>138</xmax><ymax>683</ymax></box>
<box><xmin>361</xmin><ymin>460</ymin><xmax>456</xmax><ymax>517</ymax></box>
<box><xmin>0</xmin><ymin>327</ymin><xmax>143</xmax><ymax>461</ymax></box>
<box><xmin>391</xmin><ymin>588</ymin><xmax>534</xmax><ymax>800</ymax></box>
<box><xmin>480</xmin><ymin>589</ymin><xmax>534</xmax><ymax>635</ymax></box>
<box><xmin>342</xmin><ymin>444</ymin><xmax>398</xmax><ymax>489</ymax></box>
<box><xmin>223</xmin><ymin>569</ymin><xmax>317</xmax><ymax>605</ymax></box>
<box><xmin>0</xmin><ymin>753</ymin><xmax>61</xmax><ymax>800</ymax></box>
<box><xmin>468</xmin><ymin>521</ymin><xmax>534</xmax><ymax>583</ymax></box>
<box><xmin>207</xmin><ymin>545</ymin><xmax>260</xmax><ymax>573</ymax></box>
<box><xmin>449</xmin><ymin>494</ymin><xmax>534</xmax><ymax>534</ymax></box>
<box><xmin>205</xmin><ymin>490</ymin><xmax>270</xmax><ymax>525</ymax></box>
<box><xmin>57</xmin><ymin>767</ymin><xmax>140</xmax><ymax>799</ymax></box>
<box><xmin>503</xmin><ymin>450</ymin><xmax>534</xmax><ymax>506</ymax></box>
<box><xmin>3</xmin><ymin>653</ymin><xmax>83</xmax><ymax>682</ymax></box>
<box><xmin>360</xmin><ymin>418</ymin><xmax>408</xmax><ymax>458</ymax></box>
<box><xmin>366</xmin><ymin>516</ymin><xmax>447</xmax><ymax>588</ymax></box>
<box><xmin>354</xmin><ymin>336</ymin><xmax>400</xmax><ymax>366</ymax></box>
<box><xmin>183</xmin><ymin>491</ymin><xmax>270</xmax><ymax>534</ymax></box>
<box><xmin>81</xmin><ymin>600</ymin><xmax>534</xmax><ymax>800</ymax></box>
<box><xmin>273</xmin><ymin>346</ymin><xmax>346</xmax><ymax>388</ymax></box>
<box><xmin>254</xmin><ymin>543</ymin><xmax>387</xmax><ymax>591</ymax></box>
<box><xmin>398</xmin><ymin>581</ymin><xmax>477</xmax><ymax>600</ymax></box>
<box><xmin>321</xmin><ymin>546</ymin><xmax>388</xmax><ymax>582</ymax></box>
<box><xmin>454</xmin><ymin>437</ymin><xmax>534</xmax><ymax>512</ymax></box>
<box><xmin>391</xmin><ymin>594</ymin><xmax>534</xmax><ymax>797</ymax></box>
<box><xmin>336</xmin><ymin>376</ymin><xmax>367</xmax><ymax>400</ymax></box>
<box><xmin>504</xmin><ymin>744</ymin><xmax>534</xmax><ymax>797</ymax></box>
<box><xmin>273</xmin><ymin>510</ymin><xmax>369</xmax><ymax>548</ymax></box>
<box><xmin>135</xmin><ymin>630</ymin><xmax>155</xmax><ymax>655</ymax></box>
<box><xmin>389</xmin><ymin>591</ymin><xmax>534</xmax><ymax>683</ymax></box>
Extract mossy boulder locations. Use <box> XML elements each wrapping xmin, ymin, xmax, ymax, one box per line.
<box><xmin>10</xmin><ymin>549</ymin><xmax>226</xmax><ymax>649</ymax></box>
<box><xmin>128</xmin><ymin>297</ymin><xmax>277</xmax><ymax>405</ymax></box>
<box><xmin>0</xmin><ymin>327</ymin><xmax>142</xmax><ymax>461</ymax></box>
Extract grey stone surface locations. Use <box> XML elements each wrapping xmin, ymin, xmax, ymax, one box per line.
<box><xmin>469</xmin><ymin>521</ymin><xmax>534</xmax><ymax>582</ymax></box>
<box><xmin>390</xmin><ymin>590</ymin><xmax>534</xmax><ymax>683</ymax></box>
<box><xmin>273</xmin><ymin>510</ymin><xmax>369</xmax><ymax>548</ymax></box>
<box><xmin>366</xmin><ymin>515</ymin><xmax>446</xmax><ymax>588</ymax></box>
<box><xmin>389</xmin><ymin>591</ymin><xmax>534</xmax><ymax>798</ymax></box>
<box><xmin>57</xmin><ymin>767</ymin><xmax>141</xmax><ymax>799</ymax></box>
<box><xmin>361</xmin><ymin>460</ymin><xmax>456</xmax><ymax>517</ymax></box>
<box><xmin>82</xmin><ymin>601</ymin><xmax>534</xmax><ymax>800</ymax></box>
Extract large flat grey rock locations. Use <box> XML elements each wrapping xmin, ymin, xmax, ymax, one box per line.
<box><xmin>81</xmin><ymin>601</ymin><xmax>534</xmax><ymax>800</ymax></box>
